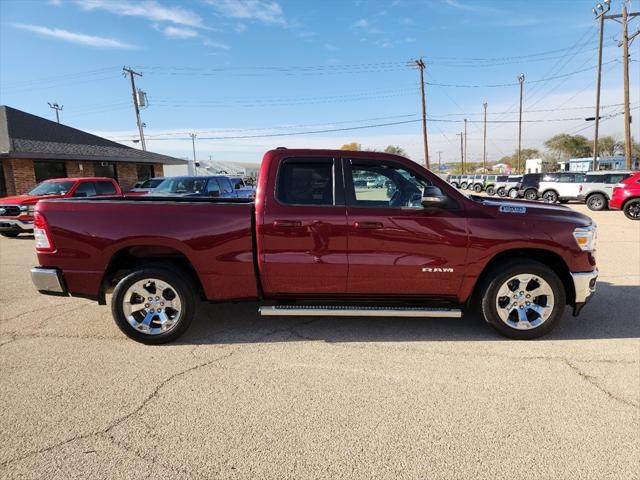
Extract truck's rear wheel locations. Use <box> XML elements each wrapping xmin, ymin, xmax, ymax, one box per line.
<box><xmin>623</xmin><ymin>199</ymin><xmax>640</xmax><ymax>220</ymax></box>
<box><xmin>496</xmin><ymin>187</ymin><xmax>506</xmax><ymax>197</ymax></box>
<box><xmin>473</xmin><ymin>184</ymin><xmax>483</xmax><ymax>193</ymax></box>
<box><xmin>479</xmin><ymin>260</ymin><xmax>565</xmax><ymax>339</ymax></box>
<box><xmin>508</xmin><ymin>188</ymin><xmax>519</xmax><ymax>198</ymax></box>
<box><xmin>524</xmin><ymin>189</ymin><xmax>538</xmax><ymax>201</ymax></box>
<box><xmin>486</xmin><ymin>186</ymin><xmax>496</xmax><ymax>196</ymax></box>
<box><xmin>542</xmin><ymin>190</ymin><xmax>558</xmax><ymax>203</ymax></box>
<box><xmin>111</xmin><ymin>267</ymin><xmax>195</xmax><ymax>344</ymax></box>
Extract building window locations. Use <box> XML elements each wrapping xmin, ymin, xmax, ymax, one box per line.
<box><xmin>94</xmin><ymin>163</ymin><xmax>117</xmax><ymax>180</ymax></box>
<box><xmin>136</xmin><ymin>163</ymin><xmax>155</xmax><ymax>181</ymax></box>
<box><xmin>34</xmin><ymin>160</ymin><xmax>66</xmax><ymax>182</ymax></box>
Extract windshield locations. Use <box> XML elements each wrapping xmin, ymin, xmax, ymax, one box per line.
<box><xmin>154</xmin><ymin>177</ymin><xmax>207</xmax><ymax>194</ymax></box>
<box><xmin>140</xmin><ymin>178</ymin><xmax>164</xmax><ymax>189</ymax></box>
<box><xmin>28</xmin><ymin>180</ymin><xmax>75</xmax><ymax>196</ymax></box>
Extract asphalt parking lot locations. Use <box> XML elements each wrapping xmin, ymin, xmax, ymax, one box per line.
<box><xmin>0</xmin><ymin>204</ymin><xmax>638</xmax><ymax>480</ymax></box>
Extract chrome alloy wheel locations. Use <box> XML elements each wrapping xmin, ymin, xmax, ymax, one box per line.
<box><xmin>122</xmin><ymin>278</ymin><xmax>182</xmax><ymax>335</ymax></box>
<box><xmin>495</xmin><ymin>274</ymin><xmax>554</xmax><ymax>330</ymax></box>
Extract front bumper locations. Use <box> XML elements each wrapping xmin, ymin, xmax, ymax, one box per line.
<box><xmin>31</xmin><ymin>267</ymin><xmax>68</xmax><ymax>297</ymax></box>
<box><xmin>570</xmin><ymin>269</ymin><xmax>598</xmax><ymax>316</ymax></box>
<box><xmin>0</xmin><ymin>218</ymin><xmax>33</xmax><ymax>232</ymax></box>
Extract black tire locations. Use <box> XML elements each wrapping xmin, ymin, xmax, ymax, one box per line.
<box><xmin>586</xmin><ymin>193</ymin><xmax>607</xmax><ymax>211</ymax></box>
<box><xmin>486</xmin><ymin>186</ymin><xmax>496</xmax><ymax>196</ymax></box>
<box><xmin>623</xmin><ymin>199</ymin><xmax>640</xmax><ymax>220</ymax></box>
<box><xmin>524</xmin><ymin>189</ymin><xmax>538</xmax><ymax>201</ymax></box>
<box><xmin>497</xmin><ymin>187</ymin><xmax>506</xmax><ymax>197</ymax></box>
<box><xmin>508</xmin><ymin>188</ymin><xmax>519</xmax><ymax>199</ymax></box>
<box><xmin>478</xmin><ymin>259</ymin><xmax>566</xmax><ymax>340</ymax></box>
<box><xmin>460</xmin><ymin>182</ymin><xmax>468</xmax><ymax>189</ymax></box>
<box><xmin>1</xmin><ymin>232</ymin><xmax>19</xmax><ymax>238</ymax></box>
<box><xmin>473</xmin><ymin>184</ymin><xmax>483</xmax><ymax>193</ymax></box>
<box><xmin>542</xmin><ymin>190</ymin><xmax>558</xmax><ymax>203</ymax></box>
<box><xmin>111</xmin><ymin>266</ymin><xmax>196</xmax><ymax>344</ymax></box>
<box><xmin>451</xmin><ymin>183</ymin><xmax>459</xmax><ymax>189</ymax></box>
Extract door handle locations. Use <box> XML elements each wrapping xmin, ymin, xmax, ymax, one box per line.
<box><xmin>354</xmin><ymin>221</ymin><xmax>383</xmax><ymax>230</ymax></box>
<box><xmin>273</xmin><ymin>220</ymin><xmax>302</xmax><ymax>228</ymax></box>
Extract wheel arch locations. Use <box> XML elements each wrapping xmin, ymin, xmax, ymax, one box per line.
<box><xmin>471</xmin><ymin>248</ymin><xmax>575</xmax><ymax>306</ymax></box>
<box><xmin>98</xmin><ymin>245</ymin><xmax>205</xmax><ymax>305</ymax></box>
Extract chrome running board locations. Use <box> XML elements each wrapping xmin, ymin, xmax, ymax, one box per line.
<box><xmin>259</xmin><ymin>305</ymin><xmax>462</xmax><ymax>318</ymax></box>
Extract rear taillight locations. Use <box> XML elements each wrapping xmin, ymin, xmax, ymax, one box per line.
<box><xmin>34</xmin><ymin>212</ymin><xmax>55</xmax><ymax>252</ymax></box>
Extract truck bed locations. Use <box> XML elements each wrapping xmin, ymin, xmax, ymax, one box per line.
<box><xmin>36</xmin><ymin>196</ymin><xmax>259</xmax><ymax>301</ymax></box>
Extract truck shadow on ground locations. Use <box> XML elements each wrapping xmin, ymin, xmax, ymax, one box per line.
<box><xmin>180</xmin><ymin>282</ymin><xmax>639</xmax><ymax>345</ymax></box>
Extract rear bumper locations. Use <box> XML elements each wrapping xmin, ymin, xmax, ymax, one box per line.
<box><xmin>31</xmin><ymin>267</ymin><xmax>68</xmax><ymax>297</ymax></box>
<box><xmin>0</xmin><ymin>219</ymin><xmax>33</xmax><ymax>232</ymax></box>
<box><xmin>571</xmin><ymin>269</ymin><xmax>598</xmax><ymax>316</ymax></box>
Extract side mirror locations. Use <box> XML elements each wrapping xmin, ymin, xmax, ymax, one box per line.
<box><xmin>421</xmin><ymin>186</ymin><xmax>447</xmax><ymax>208</ymax></box>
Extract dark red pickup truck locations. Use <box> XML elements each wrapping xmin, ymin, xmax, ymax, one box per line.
<box><xmin>31</xmin><ymin>149</ymin><xmax>598</xmax><ymax>343</ymax></box>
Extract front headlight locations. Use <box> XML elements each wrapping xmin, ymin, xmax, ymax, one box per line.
<box><xmin>573</xmin><ymin>225</ymin><xmax>597</xmax><ymax>252</ymax></box>
<box><xmin>27</xmin><ymin>205</ymin><xmax>36</xmax><ymax>215</ymax></box>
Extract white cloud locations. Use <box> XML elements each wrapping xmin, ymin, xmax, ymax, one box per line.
<box><xmin>235</xmin><ymin>23</ymin><xmax>247</xmax><ymax>33</ymax></box>
<box><xmin>352</xmin><ymin>18</ymin><xmax>369</xmax><ymax>29</ymax></box>
<box><xmin>162</xmin><ymin>25</ymin><xmax>198</xmax><ymax>39</ymax></box>
<box><xmin>75</xmin><ymin>0</ymin><xmax>204</xmax><ymax>27</ymax></box>
<box><xmin>14</xmin><ymin>23</ymin><xmax>134</xmax><ymax>48</ymax></box>
<box><xmin>203</xmin><ymin>39</ymin><xmax>231</xmax><ymax>50</ymax></box>
<box><xmin>206</xmin><ymin>0</ymin><xmax>286</xmax><ymax>26</ymax></box>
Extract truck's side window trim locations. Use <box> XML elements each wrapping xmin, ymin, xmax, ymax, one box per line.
<box><xmin>275</xmin><ymin>157</ymin><xmax>344</xmax><ymax>207</ymax></box>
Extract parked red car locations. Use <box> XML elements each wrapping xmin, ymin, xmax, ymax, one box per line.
<box><xmin>30</xmin><ymin>149</ymin><xmax>598</xmax><ymax>343</ymax></box>
<box><xmin>0</xmin><ymin>177</ymin><xmax>121</xmax><ymax>237</ymax></box>
<box><xmin>609</xmin><ymin>171</ymin><xmax>640</xmax><ymax>220</ymax></box>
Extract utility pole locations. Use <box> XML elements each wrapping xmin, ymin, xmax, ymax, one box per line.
<box><xmin>464</xmin><ymin>118</ymin><xmax>468</xmax><ymax>167</ymax></box>
<box><xmin>189</xmin><ymin>133</ymin><xmax>197</xmax><ymax>176</ymax></box>
<box><xmin>122</xmin><ymin>67</ymin><xmax>146</xmax><ymax>151</ymax></box>
<box><xmin>597</xmin><ymin>4</ymin><xmax>639</xmax><ymax>170</ymax></box>
<box><xmin>621</xmin><ymin>3</ymin><xmax>633</xmax><ymax>169</ymax></box>
<box><xmin>457</xmin><ymin>132</ymin><xmax>464</xmax><ymax>174</ymax></box>
<box><xmin>482</xmin><ymin>102</ymin><xmax>488</xmax><ymax>172</ymax></box>
<box><xmin>592</xmin><ymin>0</ymin><xmax>610</xmax><ymax>171</ymax></box>
<box><xmin>415</xmin><ymin>58</ymin><xmax>430</xmax><ymax>169</ymax></box>
<box><xmin>437</xmin><ymin>151</ymin><xmax>442</xmax><ymax>174</ymax></box>
<box><xmin>47</xmin><ymin>102</ymin><xmax>63</xmax><ymax>123</ymax></box>
<box><xmin>517</xmin><ymin>73</ymin><xmax>525</xmax><ymax>173</ymax></box>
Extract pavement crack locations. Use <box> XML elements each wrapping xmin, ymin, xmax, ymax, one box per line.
<box><xmin>0</xmin><ymin>350</ymin><xmax>236</xmax><ymax>469</ymax></box>
<box><xmin>562</xmin><ymin>358</ymin><xmax>639</xmax><ymax>410</ymax></box>
<box><xmin>0</xmin><ymin>302</ymin><xmax>84</xmax><ymax>324</ymax></box>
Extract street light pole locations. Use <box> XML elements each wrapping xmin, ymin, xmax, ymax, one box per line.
<box><xmin>592</xmin><ymin>0</ymin><xmax>611</xmax><ymax>171</ymax></box>
<box><xmin>517</xmin><ymin>74</ymin><xmax>525</xmax><ymax>174</ymax></box>
<box><xmin>189</xmin><ymin>133</ymin><xmax>197</xmax><ymax>176</ymax></box>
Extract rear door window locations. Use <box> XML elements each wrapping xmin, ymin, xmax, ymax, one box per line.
<box><xmin>95</xmin><ymin>181</ymin><xmax>117</xmax><ymax>195</ymax></box>
<box><xmin>73</xmin><ymin>182</ymin><xmax>97</xmax><ymax>197</ymax></box>
<box><xmin>277</xmin><ymin>160</ymin><xmax>334</xmax><ymax>206</ymax></box>
<box><xmin>206</xmin><ymin>178</ymin><xmax>221</xmax><ymax>196</ymax></box>
<box><xmin>608</xmin><ymin>173</ymin><xmax>630</xmax><ymax>184</ymax></box>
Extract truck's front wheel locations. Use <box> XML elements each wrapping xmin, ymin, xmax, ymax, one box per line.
<box><xmin>111</xmin><ymin>267</ymin><xmax>196</xmax><ymax>344</ymax></box>
<box><xmin>479</xmin><ymin>260</ymin><xmax>565</xmax><ymax>339</ymax></box>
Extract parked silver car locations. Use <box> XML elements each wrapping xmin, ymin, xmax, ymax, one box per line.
<box><xmin>494</xmin><ymin>175</ymin><xmax>522</xmax><ymax>197</ymax></box>
<box><xmin>577</xmin><ymin>171</ymin><xmax>634</xmax><ymax>211</ymax></box>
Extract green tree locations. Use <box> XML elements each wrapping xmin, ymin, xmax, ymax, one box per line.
<box><xmin>544</xmin><ymin>134</ymin><xmax>591</xmax><ymax>160</ymax></box>
<box><xmin>383</xmin><ymin>145</ymin><xmax>408</xmax><ymax>157</ymax></box>
<box><xmin>340</xmin><ymin>142</ymin><xmax>361</xmax><ymax>151</ymax></box>
<box><xmin>596</xmin><ymin>136</ymin><xmax>622</xmax><ymax>157</ymax></box>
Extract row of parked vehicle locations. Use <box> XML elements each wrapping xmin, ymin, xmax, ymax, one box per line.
<box><xmin>0</xmin><ymin>174</ymin><xmax>256</xmax><ymax>237</ymax></box>
<box><xmin>447</xmin><ymin>171</ymin><xmax>640</xmax><ymax>219</ymax></box>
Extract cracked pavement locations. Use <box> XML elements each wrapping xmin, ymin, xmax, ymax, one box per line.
<box><xmin>0</xmin><ymin>205</ymin><xmax>638</xmax><ymax>479</ymax></box>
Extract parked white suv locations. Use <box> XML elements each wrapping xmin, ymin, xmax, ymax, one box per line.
<box><xmin>537</xmin><ymin>172</ymin><xmax>586</xmax><ymax>203</ymax></box>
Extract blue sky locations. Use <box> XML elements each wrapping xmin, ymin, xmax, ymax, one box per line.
<box><xmin>0</xmin><ymin>0</ymin><xmax>638</xmax><ymax>166</ymax></box>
